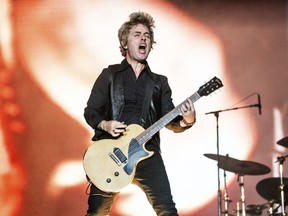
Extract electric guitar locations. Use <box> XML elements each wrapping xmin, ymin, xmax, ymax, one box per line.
<box><xmin>83</xmin><ymin>76</ymin><xmax>223</xmax><ymax>192</ymax></box>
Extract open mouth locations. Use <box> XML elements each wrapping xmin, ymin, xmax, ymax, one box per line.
<box><xmin>139</xmin><ymin>44</ymin><xmax>146</xmax><ymax>52</ymax></box>
<box><xmin>139</xmin><ymin>44</ymin><xmax>146</xmax><ymax>49</ymax></box>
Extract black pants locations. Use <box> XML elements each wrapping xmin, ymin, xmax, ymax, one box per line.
<box><xmin>86</xmin><ymin>151</ymin><xmax>178</xmax><ymax>216</ymax></box>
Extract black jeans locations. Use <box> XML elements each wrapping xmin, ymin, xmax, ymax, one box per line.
<box><xmin>86</xmin><ymin>150</ymin><xmax>178</xmax><ymax>216</ymax></box>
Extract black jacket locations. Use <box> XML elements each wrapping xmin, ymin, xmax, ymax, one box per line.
<box><xmin>84</xmin><ymin>59</ymin><xmax>189</xmax><ymax>149</ymax></box>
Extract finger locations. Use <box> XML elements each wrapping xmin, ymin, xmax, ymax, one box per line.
<box><xmin>181</xmin><ymin>108</ymin><xmax>188</xmax><ymax>116</ymax></box>
<box><xmin>186</xmin><ymin>99</ymin><xmax>194</xmax><ymax>111</ymax></box>
<box><xmin>115</xmin><ymin>124</ymin><xmax>128</xmax><ymax>129</ymax></box>
<box><xmin>111</xmin><ymin>129</ymin><xmax>121</xmax><ymax>137</ymax></box>
<box><xmin>113</xmin><ymin>127</ymin><xmax>126</xmax><ymax>134</ymax></box>
<box><xmin>180</xmin><ymin>106</ymin><xmax>186</xmax><ymax>113</ymax></box>
<box><xmin>181</xmin><ymin>103</ymin><xmax>187</xmax><ymax>111</ymax></box>
<box><xmin>189</xmin><ymin>99</ymin><xmax>194</xmax><ymax>107</ymax></box>
<box><xmin>113</xmin><ymin>120</ymin><xmax>126</xmax><ymax>127</ymax></box>
<box><xmin>111</xmin><ymin>132</ymin><xmax>120</xmax><ymax>137</ymax></box>
<box><xmin>113</xmin><ymin>122</ymin><xmax>127</xmax><ymax>135</ymax></box>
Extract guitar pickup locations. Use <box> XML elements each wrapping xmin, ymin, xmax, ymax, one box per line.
<box><xmin>113</xmin><ymin>147</ymin><xmax>127</xmax><ymax>164</ymax></box>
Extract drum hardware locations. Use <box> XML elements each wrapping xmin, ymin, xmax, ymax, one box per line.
<box><xmin>253</xmin><ymin>137</ymin><xmax>288</xmax><ymax>215</ymax></box>
<box><xmin>273</xmin><ymin>136</ymin><xmax>288</xmax><ymax>215</ymax></box>
<box><xmin>247</xmin><ymin>203</ymin><xmax>269</xmax><ymax>215</ymax></box>
<box><xmin>256</xmin><ymin>177</ymin><xmax>288</xmax><ymax>215</ymax></box>
<box><xmin>276</xmin><ymin>156</ymin><xmax>288</xmax><ymax>215</ymax></box>
<box><xmin>204</xmin><ymin>153</ymin><xmax>271</xmax><ymax>216</ymax></box>
<box><xmin>233</xmin><ymin>203</ymin><xmax>269</xmax><ymax>216</ymax></box>
<box><xmin>238</xmin><ymin>174</ymin><xmax>246</xmax><ymax>216</ymax></box>
<box><xmin>223</xmin><ymin>169</ymin><xmax>233</xmax><ymax>216</ymax></box>
<box><xmin>268</xmin><ymin>199</ymin><xmax>276</xmax><ymax>216</ymax></box>
<box><xmin>205</xmin><ymin>93</ymin><xmax>262</xmax><ymax>216</ymax></box>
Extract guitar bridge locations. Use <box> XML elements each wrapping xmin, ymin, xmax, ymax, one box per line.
<box><xmin>108</xmin><ymin>152</ymin><xmax>121</xmax><ymax>166</ymax></box>
<box><xmin>109</xmin><ymin>147</ymin><xmax>127</xmax><ymax>166</ymax></box>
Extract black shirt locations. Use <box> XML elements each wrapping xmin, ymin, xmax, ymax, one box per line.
<box><xmin>119</xmin><ymin>65</ymin><xmax>148</xmax><ymax>125</ymax></box>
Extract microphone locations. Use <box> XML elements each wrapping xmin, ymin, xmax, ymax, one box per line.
<box><xmin>257</xmin><ymin>93</ymin><xmax>262</xmax><ymax>115</ymax></box>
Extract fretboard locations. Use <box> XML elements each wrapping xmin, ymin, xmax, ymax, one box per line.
<box><xmin>135</xmin><ymin>92</ymin><xmax>201</xmax><ymax>145</ymax></box>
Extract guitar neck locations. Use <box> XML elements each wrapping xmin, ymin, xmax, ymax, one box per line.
<box><xmin>136</xmin><ymin>92</ymin><xmax>201</xmax><ymax>145</ymax></box>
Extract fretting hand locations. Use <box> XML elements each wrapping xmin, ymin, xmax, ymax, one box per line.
<box><xmin>180</xmin><ymin>98</ymin><xmax>196</xmax><ymax>127</ymax></box>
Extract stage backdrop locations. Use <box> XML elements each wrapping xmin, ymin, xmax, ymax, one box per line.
<box><xmin>0</xmin><ymin>0</ymin><xmax>287</xmax><ymax>215</ymax></box>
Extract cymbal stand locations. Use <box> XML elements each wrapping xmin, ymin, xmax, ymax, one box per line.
<box><xmin>267</xmin><ymin>199</ymin><xmax>275</xmax><ymax>216</ymax></box>
<box><xmin>276</xmin><ymin>156</ymin><xmax>287</xmax><ymax>215</ymax></box>
<box><xmin>238</xmin><ymin>174</ymin><xmax>246</xmax><ymax>216</ymax></box>
<box><xmin>223</xmin><ymin>169</ymin><xmax>231</xmax><ymax>216</ymax></box>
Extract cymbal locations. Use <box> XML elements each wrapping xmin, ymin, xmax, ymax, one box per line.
<box><xmin>204</xmin><ymin>153</ymin><xmax>271</xmax><ymax>175</ymax></box>
<box><xmin>204</xmin><ymin>153</ymin><xmax>240</xmax><ymax>170</ymax></box>
<box><xmin>256</xmin><ymin>177</ymin><xmax>288</xmax><ymax>202</ymax></box>
<box><xmin>230</xmin><ymin>160</ymin><xmax>271</xmax><ymax>175</ymax></box>
<box><xmin>277</xmin><ymin>136</ymin><xmax>288</xmax><ymax>148</ymax></box>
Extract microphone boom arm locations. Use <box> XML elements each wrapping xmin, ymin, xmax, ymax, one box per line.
<box><xmin>205</xmin><ymin>103</ymin><xmax>259</xmax><ymax>115</ymax></box>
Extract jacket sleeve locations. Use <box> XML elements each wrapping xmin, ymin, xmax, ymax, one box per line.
<box><xmin>84</xmin><ymin>68</ymin><xmax>110</xmax><ymax>130</ymax></box>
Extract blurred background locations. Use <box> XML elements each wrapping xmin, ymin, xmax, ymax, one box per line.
<box><xmin>0</xmin><ymin>0</ymin><xmax>287</xmax><ymax>215</ymax></box>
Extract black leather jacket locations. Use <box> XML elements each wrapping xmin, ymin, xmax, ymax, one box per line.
<box><xmin>84</xmin><ymin>59</ymin><xmax>189</xmax><ymax>149</ymax></box>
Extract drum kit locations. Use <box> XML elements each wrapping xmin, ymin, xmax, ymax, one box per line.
<box><xmin>204</xmin><ymin>136</ymin><xmax>288</xmax><ymax>216</ymax></box>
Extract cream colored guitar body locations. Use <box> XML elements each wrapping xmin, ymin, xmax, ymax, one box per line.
<box><xmin>83</xmin><ymin>124</ymin><xmax>154</xmax><ymax>192</ymax></box>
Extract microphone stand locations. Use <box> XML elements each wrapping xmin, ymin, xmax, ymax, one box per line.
<box><xmin>206</xmin><ymin>103</ymin><xmax>259</xmax><ymax>216</ymax></box>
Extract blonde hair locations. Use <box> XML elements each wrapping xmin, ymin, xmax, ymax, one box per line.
<box><xmin>118</xmin><ymin>12</ymin><xmax>156</xmax><ymax>57</ymax></box>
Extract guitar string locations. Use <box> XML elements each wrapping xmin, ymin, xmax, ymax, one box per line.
<box><xmin>114</xmin><ymin>79</ymin><xmax>220</xmax><ymax>162</ymax></box>
<box><xmin>116</xmin><ymin>93</ymin><xmax>201</xmax><ymax>157</ymax></box>
<box><xmin>116</xmin><ymin>106</ymin><xmax>182</xmax><ymax>159</ymax></box>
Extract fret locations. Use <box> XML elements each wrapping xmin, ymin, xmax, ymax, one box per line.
<box><xmin>135</xmin><ymin>77</ymin><xmax>223</xmax><ymax>145</ymax></box>
<box><xmin>136</xmin><ymin>93</ymin><xmax>199</xmax><ymax>144</ymax></box>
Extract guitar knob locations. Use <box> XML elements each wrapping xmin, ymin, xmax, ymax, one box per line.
<box><xmin>106</xmin><ymin>178</ymin><xmax>111</xmax><ymax>183</ymax></box>
<box><xmin>114</xmin><ymin>172</ymin><xmax>119</xmax><ymax>176</ymax></box>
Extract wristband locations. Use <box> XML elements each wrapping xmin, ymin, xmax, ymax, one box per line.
<box><xmin>182</xmin><ymin>118</ymin><xmax>195</xmax><ymax>127</ymax></box>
